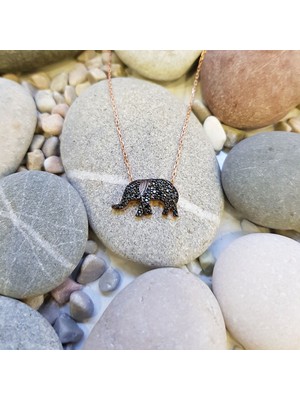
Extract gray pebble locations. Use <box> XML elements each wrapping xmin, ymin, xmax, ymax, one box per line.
<box><xmin>84</xmin><ymin>240</ymin><xmax>98</xmax><ymax>254</ymax></box>
<box><xmin>53</xmin><ymin>313</ymin><xmax>84</xmax><ymax>344</ymax></box>
<box><xmin>69</xmin><ymin>290</ymin><xmax>94</xmax><ymax>322</ymax></box>
<box><xmin>29</xmin><ymin>134</ymin><xmax>45</xmax><ymax>151</ymax></box>
<box><xmin>64</xmin><ymin>85</ymin><xmax>77</xmax><ymax>105</ymax></box>
<box><xmin>38</xmin><ymin>297</ymin><xmax>61</xmax><ymax>325</ymax></box>
<box><xmin>26</xmin><ymin>149</ymin><xmax>45</xmax><ymax>170</ymax></box>
<box><xmin>44</xmin><ymin>155</ymin><xmax>64</xmax><ymax>174</ymax></box>
<box><xmin>98</xmin><ymin>267</ymin><xmax>121</xmax><ymax>292</ymax></box>
<box><xmin>42</xmin><ymin>136</ymin><xmax>60</xmax><ymax>157</ymax></box>
<box><xmin>77</xmin><ymin>254</ymin><xmax>107</xmax><ymax>284</ymax></box>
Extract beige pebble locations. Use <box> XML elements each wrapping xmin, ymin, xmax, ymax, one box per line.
<box><xmin>50</xmin><ymin>72</ymin><xmax>69</xmax><ymax>93</ymax></box>
<box><xmin>203</xmin><ymin>116</ymin><xmax>227</xmax><ymax>151</ymax></box>
<box><xmin>69</xmin><ymin>63</ymin><xmax>88</xmax><ymax>86</ymax></box>
<box><xmin>87</xmin><ymin>68</ymin><xmax>107</xmax><ymax>83</ymax></box>
<box><xmin>44</xmin><ymin>155</ymin><xmax>64</xmax><ymax>174</ymax></box>
<box><xmin>29</xmin><ymin>134</ymin><xmax>45</xmax><ymax>151</ymax></box>
<box><xmin>288</xmin><ymin>117</ymin><xmax>300</xmax><ymax>133</ymax></box>
<box><xmin>51</xmin><ymin>103</ymin><xmax>69</xmax><ymax>118</ymax></box>
<box><xmin>75</xmin><ymin>81</ymin><xmax>91</xmax><ymax>96</ymax></box>
<box><xmin>41</xmin><ymin>113</ymin><xmax>64</xmax><ymax>137</ymax></box>
<box><xmin>17</xmin><ymin>166</ymin><xmax>28</xmax><ymax>172</ymax></box>
<box><xmin>35</xmin><ymin>90</ymin><xmax>56</xmax><ymax>113</ymax></box>
<box><xmin>42</xmin><ymin>136</ymin><xmax>60</xmax><ymax>157</ymax></box>
<box><xmin>36</xmin><ymin>112</ymin><xmax>49</xmax><ymax>133</ymax></box>
<box><xmin>2</xmin><ymin>73</ymin><xmax>19</xmax><ymax>82</ymax></box>
<box><xmin>64</xmin><ymin>85</ymin><xmax>77</xmax><ymax>105</ymax></box>
<box><xmin>77</xmin><ymin>50</ymin><xmax>98</xmax><ymax>63</ymax></box>
<box><xmin>23</xmin><ymin>294</ymin><xmax>44</xmax><ymax>310</ymax></box>
<box><xmin>223</xmin><ymin>124</ymin><xmax>245</xmax><ymax>148</ymax></box>
<box><xmin>86</xmin><ymin>54</ymin><xmax>103</xmax><ymax>69</ymax></box>
<box><xmin>51</xmin><ymin>278</ymin><xmax>83</xmax><ymax>305</ymax></box>
<box><xmin>30</xmin><ymin>72</ymin><xmax>50</xmax><ymax>89</ymax></box>
<box><xmin>192</xmin><ymin>99</ymin><xmax>211</xmax><ymax>123</ymax></box>
<box><xmin>240</xmin><ymin>219</ymin><xmax>262</xmax><ymax>233</ymax></box>
<box><xmin>101</xmin><ymin>63</ymin><xmax>125</xmax><ymax>77</ymax></box>
<box><xmin>52</xmin><ymin>91</ymin><xmax>66</xmax><ymax>104</ymax></box>
<box><xmin>274</xmin><ymin>120</ymin><xmax>292</xmax><ymax>132</ymax></box>
<box><xmin>101</xmin><ymin>51</ymin><xmax>121</xmax><ymax>65</ymax></box>
<box><xmin>26</xmin><ymin>149</ymin><xmax>45</xmax><ymax>170</ymax></box>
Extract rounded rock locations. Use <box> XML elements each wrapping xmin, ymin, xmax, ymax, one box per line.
<box><xmin>29</xmin><ymin>134</ymin><xmax>46</xmax><ymax>151</ymax></box>
<box><xmin>64</xmin><ymin>85</ymin><xmax>77</xmax><ymax>105</ymax></box>
<box><xmin>42</xmin><ymin>136</ymin><xmax>60</xmax><ymax>157</ymax></box>
<box><xmin>222</xmin><ymin>131</ymin><xmax>300</xmax><ymax>231</ymax></box>
<box><xmin>53</xmin><ymin>313</ymin><xmax>84</xmax><ymax>344</ymax></box>
<box><xmin>26</xmin><ymin>149</ymin><xmax>45</xmax><ymax>170</ymax></box>
<box><xmin>35</xmin><ymin>90</ymin><xmax>56</xmax><ymax>113</ymax></box>
<box><xmin>115</xmin><ymin>50</ymin><xmax>202</xmax><ymax>81</ymax></box>
<box><xmin>203</xmin><ymin>116</ymin><xmax>227</xmax><ymax>151</ymax></box>
<box><xmin>0</xmin><ymin>78</ymin><xmax>37</xmax><ymax>178</ymax></box>
<box><xmin>30</xmin><ymin>72</ymin><xmax>50</xmax><ymax>90</ymax></box>
<box><xmin>84</xmin><ymin>239</ymin><xmax>98</xmax><ymax>254</ymax></box>
<box><xmin>44</xmin><ymin>155</ymin><xmax>64</xmax><ymax>174</ymax></box>
<box><xmin>84</xmin><ymin>268</ymin><xmax>227</xmax><ymax>350</ymax></box>
<box><xmin>0</xmin><ymin>295</ymin><xmax>62</xmax><ymax>349</ymax></box>
<box><xmin>201</xmin><ymin>50</ymin><xmax>300</xmax><ymax>129</ymax></box>
<box><xmin>61</xmin><ymin>78</ymin><xmax>223</xmax><ymax>267</ymax></box>
<box><xmin>0</xmin><ymin>171</ymin><xmax>88</xmax><ymax>298</ymax></box>
<box><xmin>69</xmin><ymin>63</ymin><xmax>88</xmax><ymax>86</ymax></box>
<box><xmin>98</xmin><ymin>267</ymin><xmax>121</xmax><ymax>292</ymax></box>
<box><xmin>69</xmin><ymin>290</ymin><xmax>94</xmax><ymax>321</ymax></box>
<box><xmin>51</xmin><ymin>103</ymin><xmax>69</xmax><ymax>118</ymax></box>
<box><xmin>212</xmin><ymin>233</ymin><xmax>300</xmax><ymax>349</ymax></box>
<box><xmin>50</xmin><ymin>72</ymin><xmax>69</xmax><ymax>93</ymax></box>
<box><xmin>41</xmin><ymin>113</ymin><xmax>64</xmax><ymax>137</ymax></box>
<box><xmin>77</xmin><ymin>254</ymin><xmax>106</xmax><ymax>284</ymax></box>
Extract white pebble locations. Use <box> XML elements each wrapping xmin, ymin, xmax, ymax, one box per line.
<box><xmin>26</xmin><ymin>149</ymin><xmax>45</xmax><ymax>170</ymax></box>
<box><xmin>41</xmin><ymin>113</ymin><xmax>64</xmax><ymax>137</ymax></box>
<box><xmin>75</xmin><ymin>81</ymin><xmax>91</xmax><ymax>96</ymax></box>
<box><xmin>199</xmin><ymin>249</ymin><xmax>216</xmax><ymax>276</ymax></box>
<box><xmin>44</xmin><ymin>155</ymin><xmax>64</xmax><ymax>174</ymax></box>
<box><xmin>51</xmin><ymin>103</ymin><xmax>69</xmax><ymax>118</ymax></box>
<box><xmin>101</xmin><ymin>63</ymin><xmax>125</xmax><ymax>77</ymax></box>
<box><xmin>86</xmin><ymin>54</ymin><xmax>103</xmax><ymax>69</ymax></box>
<box><xmin>77</xmin><ymin>50</ymin><xmax>98</xmax><ymax>63</ymax></box>
<box><xmin>50</xmin><ymin>72</ymin><xmax>69</xmax><ymax>93</ymax></box>
<box><xmin>87</xmin><ymin>68</ymin><xmax>107</xmax><ymax>83</ymax></box>
<box><xmin>52</xmin><ymin>91</ymin><xmax>66</xmax><ymax>104</ymax></box>
<box><xmin>203</xmin><ymin>116</ymin><xmax>227</xmax><ymax>152</ymax></box>
<box><xmin>186</xmin><ymin>260</ymin><xmax>202</xmax><ymax>275</ymax></box>
<box><xmin>69</xmin><ymin>63</ymin><xmax>88</xmax><ymax>86</ymax></box>
<box><xmin>17</xmin><ymin>166</ymin><xmax>28</xmax><ymax>172</ymax></box>
<box><xmin>35</xmin><ymin>90</ymin><xmax>56</xmax><ymax>113</ymax></box>
<box><xmin>30</xmin><ymin>72</ymin><xmax>50</xmax><ymax>89</ymax></box>
<box><xmin>64</xmin><ymin>85</ymin><xmax>77</xmax><ymax>105</ymax></box>
<box><xmin>29</xmin><ymin>134</ymin><xmax>45</xmax><ymax>151</ymax></box>
<box><xmin>42</xmin><ymin>136</ymin><xmax>60</xmax><ymax>157</ymax></box>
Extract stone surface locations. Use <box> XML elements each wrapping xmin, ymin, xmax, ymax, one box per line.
<box><xmin>26</xmin><ymin>149</ymin><xmax>45</xmax><ymax>170</ymax></box>
<box><xmin>42</xmin><ymin>136</ymin><xmax>60</xmax><ymax>157</ymax></box>
<box><xmin>38</xmin><ymin>297</ymin><xmax>60</xmax><ymax>325</ymax></box>
<box><xmin>51</xmin><ymin>278</ymin><xmax>83</xmax><ymax>305</ymax></box>
<box><xmin>30</xmin><ymin>72</ymin><xmax>50</xmax><ymax>90</ymax></box>
<box><xmin>69</xmin><ymin>63</ymin><xmax>88</xmax><ymax>86</ymax></box>
<box><xmin>35</xmin><ymin>90</ymin><xmax>56</xmax><ymax>113</ymax></box>
<box><xmin>77</xmin><ymin>254</ymin><xmax>107</xmax><ymax>284</ymax></box>
<box><xmin>50</xmin><ymin>72</ymin><xmax>69</xmax><ymax>93</ymax></box>
<box><xmin>0</xmin><ymin>50</ymin><xmax>79</xmax><ymax>73</ymax></box>
<box><xmin>288</xmin><ymin>117</ymin><xmax>300</xmax><ymax>133</ymax></box>
<box><xmin>53</xmin><ymin>313</ymin><xmax>84</xmax><ymax>344</ymax></box>
<box><xmin>203</xmin><ymin>116</ymin><xmax>227</xmax><ymax>151</ymax></box>
<box><xmin>75</xmin><ymin>81</ymin><xmax>91</xmax><ymax>96</ymax></box>
<box><xmin>0</xmin><ymin>171</ymin><xmax>88</xmax><ymax>298</ymax></box>
<box><xmin>199</xmin><ymin>249</ymin><xmax>216</xmax><ymax>276</ymax></box>
<box><xmin>0</xmin><ymin>295</ymin><xmax>62</xmax><ymax>349</ymax></box>
<box><xmin>98</xmin><ymin>267</ymin><xmax>121</xmax><ymax>292</ymax></box>
<box><xmin>29</xmin><ymin>134</ymin><xmax>45</xmax><ymax>151</ymax></box>
<box><xmin>23</xmin><ymin>294</ymin><xmax>44</xmax><ymax>310</ymax></box>
<box><xmin>87</xmin><ymin>68</ymin><xmax>107</xmax><ymax>83</ymax></box>
<box><xmin>84</xmin><ymin>240</ymin><xmax>98</xmax><ymax>254</ymax></box>
<box><xmin>41</xmin><ymin>113</ymin><xmax>64</xmax><ymax>137</ymax></box>
<box><xmin>0</xmin><ymin>78</ymin><xmax>37</xmax><ymax>178</ymax></box>
<box><xmin>222</xmin><ymin>132</ymin><xmax>300</xmax><ymax>231</ymax></box>
<box><xmin>44</xmin><ymin>155</ymin><xmax>65</xmax><ymax>174</ymax></box>
<box><xmin>201</xmin><ymin>50</ymin><xmax>300</xmax><ymax>129</ymax></box>
<box><xmin>64</xmin><ymin>85</ymin><xmax>77</xmax><ymax>105</ymax></box>
<box><xmin>115</xmin><ymin>50</ymin><xmax>202</xmax><ymax>81</ymax></box>
<box><xmin>61</xmin><ymin>78</ymin><xmax>223</xmax><ymax>267</ymax></box>
<box><xmin>212</xmin><ymin>233</ymin><xmax>300</xmax><ymax>349</ymax></box>
<box><xmin>69</xmin><ymin>290</ymin><xmax>94</xmax><ymax>321</ymax></box>
<box><xmin>51</xmin><ymin>103</ymin><xmax>69</xmax><ymax>118</ymax></box>
<box><xmin>84</xmin><ymin>268</ymin><xmax>226</xmax><ymax>350</ymax></box>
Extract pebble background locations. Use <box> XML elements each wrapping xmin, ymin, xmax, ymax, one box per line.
<box><xmin>0</xmin><ymin>50</ymin><xmax>300</xmax><ymax>350</ymax></box>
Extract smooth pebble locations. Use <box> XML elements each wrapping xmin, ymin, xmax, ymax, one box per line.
<box><xmin>288</xmin><ymin>117</ymin><xmax>300</xmax><ymax>133</ymax></box>
<box><xmin>69</xmin><ymin>63</ymin><xmax>88</xmax><ymax>86</ymax></box>
<box><xmin>51</xmin><ymin>103</ymin><xmax>69</xmax><ymax>118</ymax></box>
<box><xmin>38</xmin><ymin>298</ymin><xmax>61</xmax><ymax>325</ymax></box>
<box><xmin>87</xmin><ymin>68</ymin><xmax>107</xmax><ymax>83</ymax></box>
<box><xmin>44</xmin><ymin>155</ymin><xmax>64</xmax><ymax>174</ymax></box>
<box><xmin>26</xmin><ymin>149</ymin><xmax>45</xmax><ymax>170</ymax></box>
<box><xmin>69</xmin><ymin>290</ymin><xmax>94</xmax><ymax>322</ymax></box>
<box><xmin>35</xmin><ymin>90</ymin><xmax>56</xmax><ymax>113</ymax></box>
<box><xmin>50</xmin><ymin>72</ymin><xmax>69</xmax><ymax>93</ymax></box>
<box><xmin>42</xmin><ymin>136</ymin><xmax>60</xmax><ymax>157</ymax></box>
<box><xmin>64</xmin><ymin>85</ymin><xmax>77</xmax><ymax>105</ymax></box>
<box><xmin>41</xmin><ymin>113</ymin><xmax>64</xmax><ymax>137</ymax></box>
<box><xmin>30</xmin><ymin>72</ymin><xmax>50</xmax><ymax>89</ymax></box>
<box><xmin>98</xmin><ymin>267</ymin><xmax>121</xmax><ymax>292</ymax></box>
<box><xmin>84</xmin><ymin>240</ymin><xmax>98</xmax><ymax>254</ymax></box>
<box><xmin>77</xmin><ymin>254</ymin><xmax>107</xmax><ymax>284</ymax></box>
<box><xmin>51</xmin><ymin>278</ymin><xmax>83</xmax><ymax>305</ymax></box>
<box><xmin>199</xmin><ymin>249</ymin><xmax>216</xmax><ymax>276</ymax></box>
<box><xmin>75</xmin><ymin>81</ymin><xmax>91</xmax><ymax>96</ymax></box>
<box><xmin>29</xmin><ymin>134</ymin><xmax>45</xmax><ymax>151</ymax></box>
<box><xmin>203</xmin><ymin>116</ymin><xmax>227</xmax><ymax>151</ymax></box>
<box><xmin>23</xmin><ymin>294</ymin><xmax>44</xmax><ymax>310</ymax></box>
<box><xmin>53</xmin><ymin>313</ymin><xmax>84</xmax><ymax>344</ymax></box>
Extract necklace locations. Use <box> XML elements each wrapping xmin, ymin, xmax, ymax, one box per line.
<box><xmin>108</xmin><ymin>50</ymin><xmax>207</xmax><ymax>218</ymax></box>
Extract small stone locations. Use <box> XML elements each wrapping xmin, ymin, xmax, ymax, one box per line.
<box><xmin>77</xmin><ymin>50</ymin><xmax>98</xmax><ymax>63</ymax></box>
<box><xmin>2</xmin><ymin>73</ymin><xmax>19</xmax><ymax>82</ymax></box>
<box><xmin>101</xmin><ymin>63</ymin><xmax>126</xmax><ymax>78</ymax></box>
<box><xmin>77</xmin><ymin>254</ymin><xmax>107</xmax><ymax>284</ymax></box>
<box><xmin>51</xmin><ymin>278</ymin><xmax>83</xmax><ymax>305</ymax></box>
<box><xmin>50</xmin><ymin>72</ymin><xmax>68</xmax><ymax>93</ymax></box>
<box><xmin>17</xmin><ymin>166</ymin><xmax>28</xmax><ymax>172</ymax></box>
<box><xmin>64</xmin><ymin>85</ymin><xmax>77</xmax><ymax>105</ymax></box>
<box><xmin>26</xmin><ymin>149</ymin><xmax>45</xmax><ymax>170</ymax></box>
<box><xmin>274</xmin><ymin>121</ymin><xmax>292</xmax><ymax>132</ymax></box>
<box><xmin>44</xmin><ymin>155</ymin><xmax>64</xmax><ymax>174</ymax></box>
<box><xmin>101</xmin><ymin>51</ymin><xmax>121</xmax><ymax>65</ymax></box>
<box><xmin>75</xmin><ymin>81</ymin><xmax>91</xmax><ymax>96</ymax></box>
<box><xmin>29</xmin><ymin>134</ymin><xmax>45</xmax><ymax>151</ymax></box>
<box><xmin>52</xmin><ymin>91</ymin><xmax>66</xmax><ymax>104</ymax></box>
<box><xmin>51</xmin><ymin>103</ymin><xmax>69</xmax><ymax>118</ymax></box>
<box><xmin>98</xmin><ymin>267</ymin><xmax>121</xmax><ymax>292</ymax></box>
<box><xmin>86</xmin><ymin>54</ymin><xmax>103</xmax><ymax>69</ymax></box>
<box><xmin>41</xmin><ymin>113</ymin><xmax>64</xmax><ymax>137</ymax></box>
<box><xmin>35</xmin><ymin>112</ymin><xmax>48</xmax><ymax>133</ymax></box>
<box><xmin>35</xmin><ymin>90</ymin><xmax>56</xmax><ymax>113</ymax></box>
<box><xmin>69</xmin><ymin>290</ymin><xmax>94</xmax><ymax>322</ymax></box>
<box><xmin>241</xmin><ymin>219</ymin><xmax>262</xmax><ymax>233</ymax></box>
<box><xmin>87</xmin><ymin>68</ymin><xmax>107</xmax><ymax>83</ymax></box>
<box><xmin>199</xmin><ymin>249</ymin><xmax>216</xmax><ymax>276</ymax></box>
<box><xmin>288</xmin><ymin>117</ymin><xmax>300</xmax><ymax>133</ymax></box>
<box><xmin>203</xmin><ymin>116</ymin><xmax>227</xmax><ymax>151</ymax></box>
<box><xmin>30</xmin><ymin>72</ymin><xmax>50</xmax><ymax>89</ymax></box>
<box><xmin>223</xmin><ymin>124</ymin><xmax>245</xmax><ymax>148</ymax></box>
<box><xmin>69</xmin><ymin>63</ymin><xmax>88</xmax><ymax>86</ymax></box>
<box><xmin>192</xmin><ymin>99</ymin><xmax>212</xmax><ymax>123</ymax></box>
<box><xmin>38</xmin><ymin>298</ymin><xmax>60</xmax><ymax>325</ymax></box>
<box><xmin>23</xmin><ymin>294</ymin><xmax>44</xmax><ymax>310</ymax></box>
<box><xmin>53</xmin><ymin>313</ymin><xmax>84</xmax><ymax>344</ymax></box>
<box><xmin>42</xmin><ymin>136</ymin><xmax>60</xmax><ymax>157</ymax></box>
<box><xmin>84</xmin><ymin>240</ymin><xmax>98</xmax><ymax>254</ymax></box>
<box><xmin>186</xmin><ymin>260</ymin><xmax>202</xmax><ymax>275</ymax></box>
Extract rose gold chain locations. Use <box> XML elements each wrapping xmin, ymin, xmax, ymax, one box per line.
<box><xmin>107</xmin><ymin>50</ymin><xmax>207</xmax><ymax>184</ymax></box>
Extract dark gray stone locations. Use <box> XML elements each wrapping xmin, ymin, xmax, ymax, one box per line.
<box><xmin>61</xmin><ymin>78</ymin><xmax>223</xmax><ymax>267</ymax></box>
<box><xmin>0</xmin><ymin>295</ymin><xmax>62</xmax><ymax>349</ymax></box>
<box><xmin>38</xmin><ymin>297</ymin><xmax>60</xmax><ymax>325</ymax></box>
<box><xmin>53</xmin><ymin>313</ymin><xmax>84</xmax><ymax>344</ymax></box>
<box><xmin>98</xmin><ymin>267</ymin><xmax>121</xmax><ymax>292</ymax></box>
<box><xmin>222</xmin><ymin>132</ymin><xmax>300</xmax><ymax>231</ymax></box>
<box><xmin>69</xmin><ymin>290</ymin><xmax>94</xmax><ymax>322</ymax></box>
<box><xmin>0</xmin><ymin>171</ymin><xmax>88</xmax><ymax>299</ymax></box>
<box><xmin>0</xmin><ymin>50</ymin><xmax>80</xmax><ymax>73</ymax></box>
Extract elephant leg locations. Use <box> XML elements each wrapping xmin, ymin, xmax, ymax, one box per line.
<box><xmin>136</xmin><ymin>201</ymin><xmax>152</xmax><ymax>217</ymax></box>
<box><xmin>135</xmin><ymin>203</ymin><xmax>145</xmax><ymax>217</ymax></box>
<box><xmin>162</xmin><ymin>201</ymin><xmax>178</xmax><ymax>217</ymax></box>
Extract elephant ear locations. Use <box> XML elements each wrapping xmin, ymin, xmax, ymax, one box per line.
<box><xmin>138</xmin><ymin>180</ymin><xmax>150</xmax><ymax>197</ymax></box>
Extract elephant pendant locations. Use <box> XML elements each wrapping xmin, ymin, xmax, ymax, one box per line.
<box><xmin>112</xmin><ymin>178</ymin><xmax>179</xmax><ymax>218</ymax></box>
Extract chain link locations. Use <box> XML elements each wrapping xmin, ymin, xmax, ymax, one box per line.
<box><xmin>107</xmin><ymin>50</ymin><xmax>207</xmax><ymax>184</ymax></box>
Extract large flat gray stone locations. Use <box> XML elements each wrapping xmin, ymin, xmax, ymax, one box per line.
<box><xmin>61</xmin><ymin>78</ymin><xmax>223</xmax><ymax>267</ymax></box>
